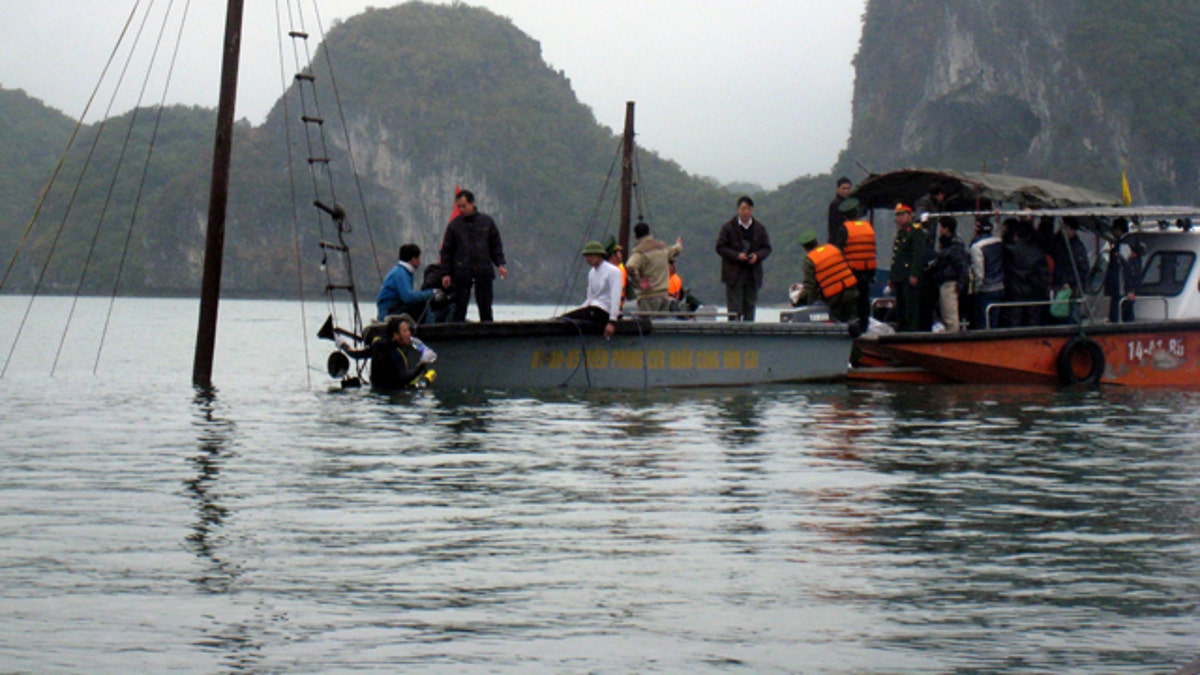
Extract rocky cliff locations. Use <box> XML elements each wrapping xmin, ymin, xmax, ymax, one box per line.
<box><xmin>840</xmin><ymin>0</ymin><xmax>1200</xmax><ymax>204</ymax></box>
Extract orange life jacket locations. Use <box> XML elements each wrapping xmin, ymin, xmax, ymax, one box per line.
<box><xmin>843</xmin><ymin>220</ymin><xmax>877</xmax><ymax>272</ymax></box>
<box><xmin>808</xmin><ymin>244</ymin><xmax>858</xmax><ymax>299</ymax></box>
<box><xmin>668</xmin><ymin>272</ymin><xmax>683</xmax><ymax>298</ymax></box>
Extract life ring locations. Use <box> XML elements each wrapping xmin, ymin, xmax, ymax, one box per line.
<box><xmin>1056</xmin><ymin>337</ymin><xmax>1105</xmax><ymax>385</ymax></box>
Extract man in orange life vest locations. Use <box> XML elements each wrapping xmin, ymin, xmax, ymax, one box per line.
<box><xmin>792</xmin><ymin>228</ymin><xmax>860</xmax><ymax>329</ymax></box>
<box><xmin>836</xmin><ymin>197</ymin><xmax>877</xmax><ymax>327</ymax></box>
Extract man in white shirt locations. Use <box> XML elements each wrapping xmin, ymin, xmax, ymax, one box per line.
<box><xmin>561</xmin><ymin>240</ymin><xmax>623</xmax><ymax>338</ymax></box>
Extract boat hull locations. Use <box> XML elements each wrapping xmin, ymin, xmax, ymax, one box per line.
<box><xmin>862</xmin><ymin>320</ymin><xmax>1200</xmax><ymax>386</ymax></box>
<box><xmin>414</xmin><ymin>318</ymin><xmax>853</xmax><ymax>389</ymax></box>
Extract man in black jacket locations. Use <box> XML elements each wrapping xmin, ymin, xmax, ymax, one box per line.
<box><xmin>1004</xmin><ymin>219</ymin><xmax>1049</xmax><ymax>327</ymax></box>
<box><xmin>715</xmin><ymin>195</ymin><xmax>772</xmax><ymax>321</ymax></box>
<box><xmin>440</xmin><ymin>189</ymin><xmax>507</xmax><ymax>322</ymax></box>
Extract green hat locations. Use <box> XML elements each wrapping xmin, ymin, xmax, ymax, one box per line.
<box><xmin>838</xmin><ymin>197</ymin><xmax>861</xmax><ymax>215</ymax></box>
<box><xmin>581</xmin><ymin>240</ymin><xmax>607</xmax><ymax>256</ymax></box>
<box><xmin>797</xmin><ymin>228</ymin><xmax>818</xmax><ymax>246</ymax></box>
<box><xmin>602</xmin><ymin>235</ymin><xmax>622</xmax><ymax>256</ymax></box>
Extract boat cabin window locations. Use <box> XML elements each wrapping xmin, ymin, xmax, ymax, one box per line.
<box><xmin>1139</xmin><ymin>250</ymin><xmax>1195</xmax><ymax>297</ymax></box>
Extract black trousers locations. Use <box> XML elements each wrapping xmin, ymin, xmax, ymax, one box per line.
<box><xmin>450</xmin><ymin>277</ymin><xmax>495</xmax><ymax>322</ymax></box>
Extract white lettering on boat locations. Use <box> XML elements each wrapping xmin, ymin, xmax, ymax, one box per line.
<box><xmin>1126</xmin><ymin>338</ymin><xmax>1186</xmax><ymax>362</ymax></box>
<box><xmin>530</xmin><ymin>349</ymin><xmax>760</xmax><ymax>371</ymax></box>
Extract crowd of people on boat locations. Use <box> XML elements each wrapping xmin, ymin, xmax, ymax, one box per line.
<box><xmin>815</xmin><ymin>177</ymin><xmax>1147</xmax><ymax>333</ymax></box>
<box><xmin>348</xmin><ymin>178</ymin><xmax>1150</xmax><ymax>388</ymax></box>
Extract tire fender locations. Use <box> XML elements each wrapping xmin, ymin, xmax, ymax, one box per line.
<box><xmin>1057</xmin><ymin>337</ymin><xmax>1105</xmax><ymax>385</ymax></box>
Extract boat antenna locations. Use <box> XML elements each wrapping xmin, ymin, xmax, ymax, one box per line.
<box><xmin>618</xmin><ymin>101</ymin><xmax>634</xmax><ymax>255</ymax></box>
<box><xmin>192</xmin><ymin>0</ymin><xmax>245</xmax><ymax>390</ymax></box>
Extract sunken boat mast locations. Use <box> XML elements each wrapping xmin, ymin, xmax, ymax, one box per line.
<box><xmin>192</xmin><ymin>0</ymin><xmax>244</xmax><ymax>389</ymax></box>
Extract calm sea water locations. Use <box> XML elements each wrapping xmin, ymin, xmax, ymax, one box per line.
<box><xmin>1</xmin><ymin>296</ymin><xmax>1199</xmax><ymax>673</ymax></box>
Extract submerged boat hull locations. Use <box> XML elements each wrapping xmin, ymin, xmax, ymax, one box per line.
<box><xmin>415</xmin><ymin>318</ymin><xmax>852</xmax><ymax>389</ymax></box>
<box><xmin>862</xmin><ymin>320</ymin><xmax>1200</xmax><ymax>386</ymax></box>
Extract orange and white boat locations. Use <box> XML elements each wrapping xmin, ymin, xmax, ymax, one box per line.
<box><xmin>856</xmin><ymin>204</ymin><xmax>1200</xmax><ymax>386</ymax></box>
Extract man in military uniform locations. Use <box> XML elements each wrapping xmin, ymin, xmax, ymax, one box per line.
<box><xmin>888</xmin><ymin>203</ymin><xmax>928</xmax><ymax>331</ymax></box>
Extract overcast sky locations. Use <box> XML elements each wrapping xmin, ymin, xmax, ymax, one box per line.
<box><xmin>0</xmin><ymin>0</ymin><xmax>865</xmax><ymax>189</ymax></box>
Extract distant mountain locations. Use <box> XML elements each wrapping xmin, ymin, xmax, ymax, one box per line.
<box><xmin>10</xmin><ymin>1</ymin><xmax>1191</xmax><ymax>306</ymax></box>
<box><xmin>838</xmin><ymin>0</ymin><xmax>1200</xmax><ymax>205</ymax></box>
<box><xmin>1</xmin><ymin>2</ymin><xmax>806</xmax><ymax>304</ymax></box>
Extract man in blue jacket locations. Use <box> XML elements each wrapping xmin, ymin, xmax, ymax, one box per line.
<box><xmin>377</xmin><ymin>243</ymin><xmax>438</xmax><ymax>322</ymax></box>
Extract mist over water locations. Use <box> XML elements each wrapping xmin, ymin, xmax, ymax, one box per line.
<box><xmin>1</xmin><ymin>298</ymin><xmax>1198</xmax><ymax>672</ymax></box>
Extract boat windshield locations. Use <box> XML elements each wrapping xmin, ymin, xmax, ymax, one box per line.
<box><xmin>1139</xmin><ymin>250</ymin><xmax>1196</xmax><ymax>297</ymax></box>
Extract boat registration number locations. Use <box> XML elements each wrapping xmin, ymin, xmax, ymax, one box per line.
<box><xmin>1126</xmin><ymin>338</ymin><xmax>1185</xmax><ymax>361</ymax></box>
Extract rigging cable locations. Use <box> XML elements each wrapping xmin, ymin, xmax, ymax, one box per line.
<box><xmin>310</xmin><ymin>2</ymin><xmax>384</xmax><ymax>286</ymax></box>
<box><xmin>285</xmin><ymin>0</ymin><xmax>367</xmax><ymax>381</ymax></box>
<box><xmin>2</xmin><ymin>0</ymin><xmax>156</xmax><ymax>379</ymax></box>
<box><xmin>91</xmin><ymin>0</ymin><xmax>194</xmax><ymax>375</ymax></box>
<box><xmin>276</xmin><ymin>0</ymin><xmax>312</xmax><ymax>389</ymax></box>
<box><xmin>553</xmin><ymin>135</ymin><xmax>624</xmax><ymax>315</ymax></box>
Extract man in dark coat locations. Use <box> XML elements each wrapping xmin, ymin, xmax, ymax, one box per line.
<box><xmin>888</xmin><ymin>203</ymin><xmax>928</xmax><ymax>331</ymax></box>
<box><xmin>1105</xmin><ymin>217</ymin><xmax>1143</xmax><ymax>323</ymax></box>
<box><xmin>1050</xmin><ymin>218</ymin><xmax>1090</xmax><ymax>323</ymax></box>
<box><xmin>1003</xmin><ymin>219</ymin><xmax>1050</xmax><ymax>327</ymax></box>
<box><xmin>715</xmin><ymin>195</ymin><xmax>772</xmax><ymax>321</ymax></box>
<box><xmin>827</xmin><ymin>176</ymin><xmax>852</xmax><ymax>249</ymax></box>
<box><xmin>931</xmin><ymin>216</ymin><xmax>970</xmax><ymax>331</ymax></box>
<box><xmin>439</xmin><ymin>189</ymin><xmax>507</xmax><ymax>322</ymax></box>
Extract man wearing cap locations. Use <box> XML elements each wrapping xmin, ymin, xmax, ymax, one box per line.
<box><xmin>561</xmin><ymin>241</ymin><xmax>624</xmax><ymax>339</ymax></box>
<box><xmin>715</xmin><ymin>195</ymin><xmax>772</xmax><ymax>321</ymax></box>
<box><xmin>888</xmin><ymin>203</ymin><xmax>928</xmax><ymax>331</ymax></box>
<box><xmin>969</xmin><ymin>217</ymin><xmax>1005</xmax><ymax>329</ymax></box>
<box><xmin>793</xmin><ymin>229</ymin><xmax>860</xmax><ymax>327</ymax></box>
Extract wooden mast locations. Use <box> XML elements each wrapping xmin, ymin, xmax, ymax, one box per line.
<box><xmin>618</xmin><ymin>101</ymin><xmax>635</xmax><ymax>255</ymax></box>
<box><xmin>192</xmin><ymin>0</ymin><xmax>245</xmax><ymax>388</ymax></box>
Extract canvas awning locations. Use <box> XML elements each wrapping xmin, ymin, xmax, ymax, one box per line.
<box><xmin>850</xmin><ymin>168</ymin><xmax>1121</xmax><ymax>211</ymax></box>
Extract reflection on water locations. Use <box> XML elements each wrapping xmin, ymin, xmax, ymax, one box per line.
<box><xmin>186</xmin><ymin>389</ymin><xmax>238</xmax><ymax>594</ymax></box>
<box><xmin>1</xmin><ymin>296</ymin><xmax>1199</xmax><ymax>673</ymax></box>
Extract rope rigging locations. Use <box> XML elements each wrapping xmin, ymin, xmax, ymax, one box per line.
<box><xmin>1</xmin><ymin>0</ymin><xmax>380</xmax><ymax>387</ymax></box>
<box><xmin>280</xmin><ymin>0</ymin><xmax>383</xmax><ymax>387</ymax></box>
<box><xmin>1</xmin><ymin>0</ymin><xmax>166</xmax><ymax>379</ymax></box>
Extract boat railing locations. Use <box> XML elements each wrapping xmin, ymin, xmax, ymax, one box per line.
<box><xmin>1118</xmin><ymin>295</ymin><xmax>1170</xmax><ymax>322</ymax></box>
<box><xmin>980</xmin><ymin>298</ymin><xmax>1098</xmax><ymax>329</ymax></box>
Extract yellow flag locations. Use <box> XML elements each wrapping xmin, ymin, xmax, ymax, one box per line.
<box><xmin>1121</xmin><ymin>171</ymin><xmax>1132</xmax><ymax>206</ymax></box>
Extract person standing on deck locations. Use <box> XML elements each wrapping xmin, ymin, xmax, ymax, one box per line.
<box><xmin>1003</xmin><ymin>219</ymin><xmax>1050</xmax><ymax>327</ymax></box>
<box><xmin>1105</xmin><ymin>217</ymin><xmax>1143</xmax><ymax>323</ymax></box>
<box><xmin>828</xmin><ymin>176</ymin><xmax>853</xmax><ymax>250</ymax></box>
<box><xmin>969</xmin><ymin>218</ymin><xmax>1005</xmax><ymax>329</ymax></box>
<box><xmin>626</xmin><ymin>221</ymin><xmax>683</xmax><ymax>315</ymax></box>
<box><xmin>715</xmin><ymin>195</ymin><xmax>772</xmax><ymax>321</ymax></box>
<box><xmin>888</xmin><ymin>203</ymin><xmax>928</xmax><ymax>331</ymax></box>
<box><xmin>931</xmin><ymin>216</ymin><xmax>970</xmax><ymax>332</ymax></box>
<box><xmin>1050</xmin><ymin>218</ymin><xmax>1090</xmax><ymax>323</ymax></box>
<box><xmin>440</xmin><ymin>189</ymin><xmax>507</xmax><ymax>322</ymax></box>
<box><xmin>838</xmin><ymin>197</ymin><xmax>876</xmax><ymax>327</ymax></box>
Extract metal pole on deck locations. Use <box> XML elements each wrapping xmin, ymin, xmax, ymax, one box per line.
<box><xmin>192</xmin><ymin>0</ymin><xmax>245</xmax><ymax>388</ymax></box>
<box><xmin>618</xmin><ymin>101</ymin><xmax>635</xmax><ymax>254</ymax></box>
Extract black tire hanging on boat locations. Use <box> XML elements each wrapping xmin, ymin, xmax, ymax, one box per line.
<box><xmin>1056</xmin><ymin>337</ymin><xmax>1105</xmax><ymax>385</ymax></box>
<box><xmin>327</xmin><ymin>351</ymin><xmax>351</xmax><ymax>379</ymax></box>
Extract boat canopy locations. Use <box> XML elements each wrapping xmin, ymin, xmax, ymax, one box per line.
<box><xmin>850</xmin><ymin>168</ymin><xmax>1121</xmax><ymax>211</ymax></box>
